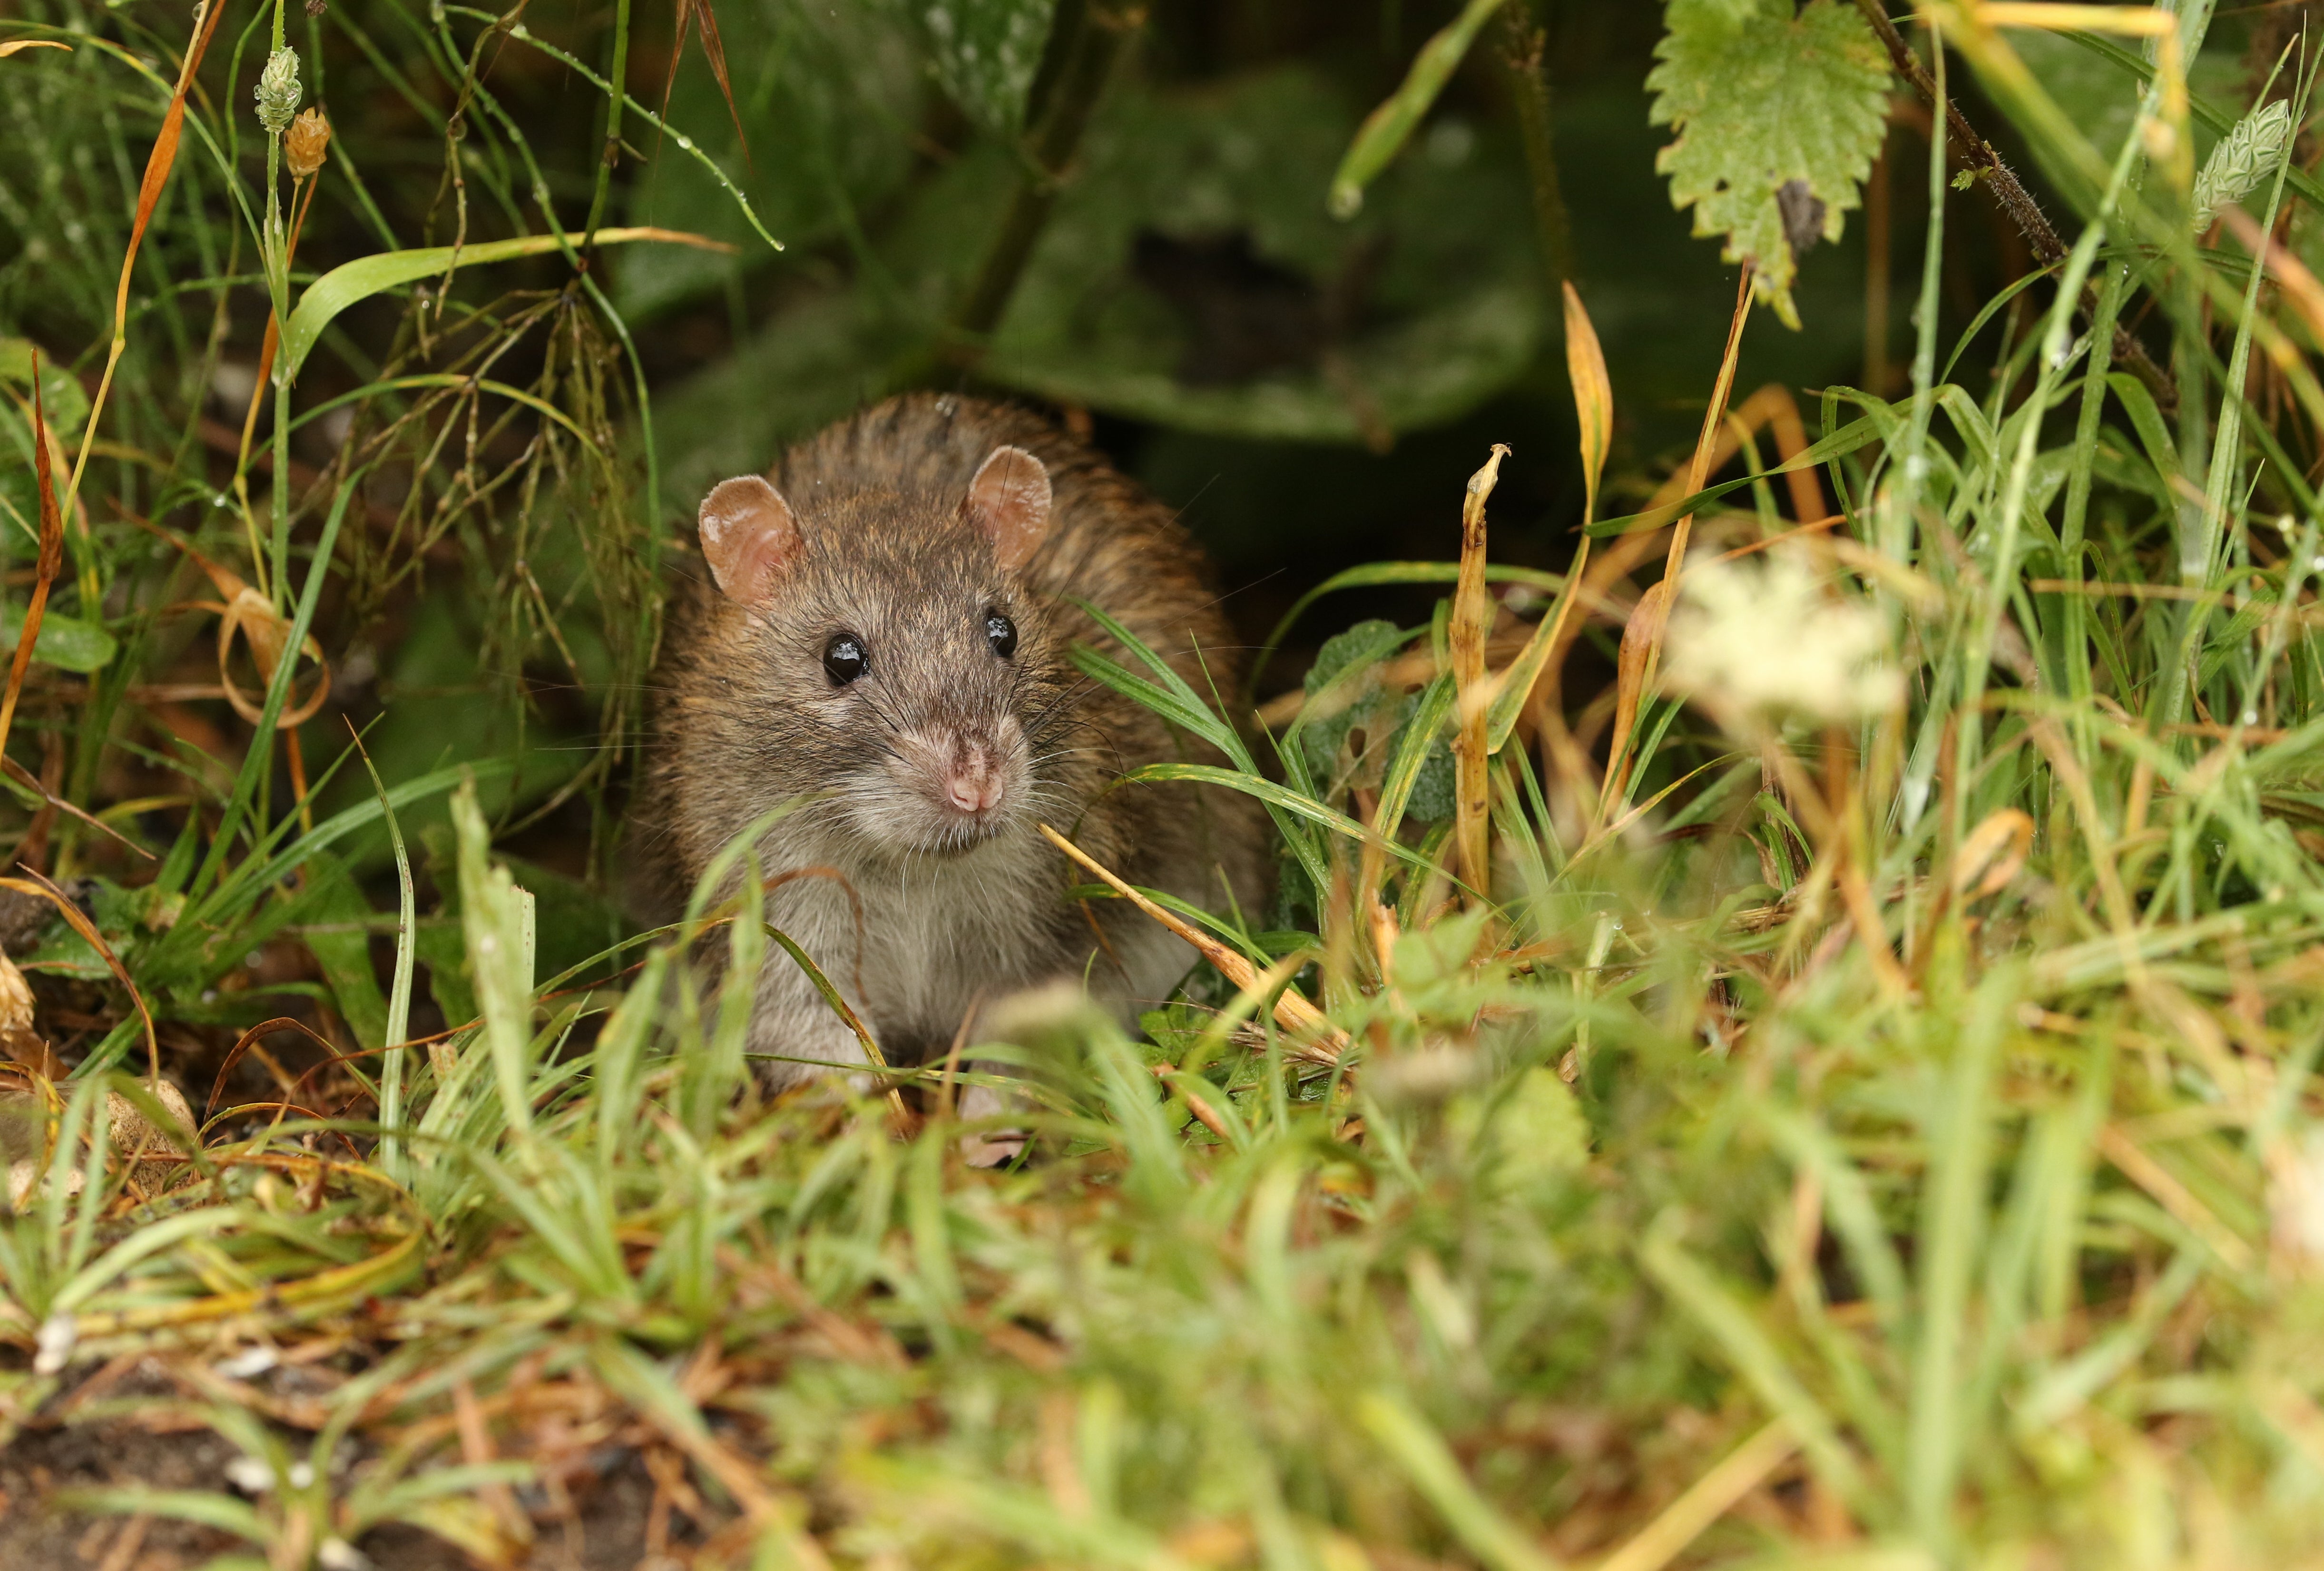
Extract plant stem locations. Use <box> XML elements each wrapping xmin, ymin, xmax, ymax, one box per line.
<box><xmin>944</xmin><ymin>1</ymin><xmax>1144</xmax><ymax>360</ymax></box>
<box><xmin>1496</xmin><ymin>3</ymin><xmax>1576</xmax><ymax>287</ymax></box>
<box><xmin>2055</xmin><ymin>259</ymin><xmax>2125</xmax><ymax>756</ymax></box>
<box><xmin>581</xmin><ymin>0</ymin><xmax>632</xmax><ymax>251</ymax></box>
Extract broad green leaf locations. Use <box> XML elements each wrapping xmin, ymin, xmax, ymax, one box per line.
<box><xmin>1307</xmin><ymin>619</ymin><xmax>1408</xmax><ymax>697</ymax></box>
<box><xmin>1256</xmin><ymin>562</ymin><xmax>1563</xmax><ymax>694</ymax></box>
<box><xmin>981</xmin><ymin>67</ymin><xmax>1545</xmax><ymax>441</ymax></box>
<box><xmin>1375</xmin><ymin>673</ymin><xmax>1457</xmax><ymax>842</ymax></box>
<box><xmin>1647</xmin><ymin>0</ymin><xmax>1891</xmax><ymax>328</ymax></box>
<box><xmin>916</xmin><ymin>0</ymin><xmax>1059</xmax><ymax>137</ymax></box>
<box><xmin>0</xmin><ymin>605</ymin><xmax>114</xmax><ymax>673</ymax></box>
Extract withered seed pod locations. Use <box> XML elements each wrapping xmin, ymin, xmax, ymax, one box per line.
<box><xmin>284</xmin><ymin>107</ymin><xmax>331</xmax><ymax>180</ymax></box>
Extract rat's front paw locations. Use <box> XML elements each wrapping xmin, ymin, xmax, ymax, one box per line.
<box><xmin>956</xmin><ymin>1080</ymin><xmax>1028</xmax><ymax>1168</ymax></box>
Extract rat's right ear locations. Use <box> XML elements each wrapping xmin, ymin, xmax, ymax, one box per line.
<box><xmin>962</xmin><ymin>446</ymin><xmax>1051</xmax><ymax>571</ymax></box>
<box><xmin>698</xmin><ymin>475</ymin><xmax>802</xmax><ymax>608</ymax></box>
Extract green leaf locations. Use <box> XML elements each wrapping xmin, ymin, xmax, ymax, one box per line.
<box><xmin>1308</xmin><ymin>619</ymin><xmax>1406</xmax><ymax>696</ymax></box>
<box><xmin>1356</xmin><ymin>1391</ymin><xmax>1558</xmax><ymax>1571</ymax></box>
<box><xmin>1647</xmin><ymin>0</ymin><xmax>1891</xmax><ymax>328</ymax></box>
<box><xmin>0</xmin><ymin>338</ymin><xmax>89</xmax><ymax>438</ymax></box>
<box><xmin>451</xmin><ymin>776</ymin><xmax>538</xmax><ymax>1138</ymax></box>
<box><xmin>51</xmin><ymin>1487</ymin><xmax>267</xmax><ymax>1542</ymax></box>
<box><xmin>296</xmin><ymin>850</ymin><xmax>390</xmax><ymax>1053</ymax></box>
<box><xmin>1327</xmin><ymin>0</ymin><xmax>1507</xmax><ymax>218</ymax></box>
<box><xmin>0</xmin><ymin>605</ymin><xmax>114</xmax><ymax>673</ymax></box>
<box><xmin>916</xmin><ymin>0</ymin><xmax>1059</xmax><ymax>136</ymax></box>
<box><xmin>280</xmin><ymin>228</ymin><xmax>733</xmax><ymax>383</ymax></box>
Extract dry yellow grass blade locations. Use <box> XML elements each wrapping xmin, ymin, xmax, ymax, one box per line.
<box><xmin>1957</xmin><ymin>3</ymin><xmax>2173</xmax><ymax>35</ymax></box>
<box><xmin>59</xmin><ymin>0</ymin><xmax>224</xmax><ymax>537</ymax></box>
<box><xmin>1039</xmin><ymin>823</ymin><xmax>1350</xmax><ymax>1063</ymax></box>
<box><xmin>0</xmin><ymin>354</ymin><xmax>65</xmax><ymax>771</ymax></box>
<box><xmin>1951</xmin><ymin>808</ymin><xmax>2033</xmax><ymax>899</ymax></box>
<box><xmin>1453</xmin><ymin>445</ymin><xmax>1510</xmax><ymax>904</ymax></box>
<box><xmin>1592</xmin><ymin>1419</ymin><xmax>1799</xmax><ymax>1571</ymax></box>
<box><xmin>1603</xmin><ymin>265</ymin><xmax>1753</xmax><ymax>815</ymax></box>
<box><xmin>0</xmin><ymin>871</ymin><xmax>160</xmax><ymax>1086</ymax></box>
<box><xmin>1568</xmin><ymin>281</ymin><xmax>1611</xmax><ymax>524</ymax></box>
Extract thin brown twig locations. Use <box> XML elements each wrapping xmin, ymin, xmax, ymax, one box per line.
<box><xmin>0</xmin><ymin>355</ymin><xmax>65</xmax><ymax>773</ymax></box>
<box><xmin>1853</xmin><ymin>0</ymin><xmax>2177</xmax><ymax>410</ymax></box>
<box><xmin>1</xmin><ymin>868</ymin><xmax>158</xmax><ymax>1086</ymax></box>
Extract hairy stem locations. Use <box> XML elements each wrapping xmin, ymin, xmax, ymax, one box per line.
<box><xmin>1496</xmin><ymin>3</ymin><xmax>1576</xmax><ymax>287</ymax></box>
<box><xmin>1854</xmin><ymin>0</ymin><xmax>2176</xmax><ymax>411</ymax></box>
<box><xmin>945</xmin><ymin>1</ymin><xmax>1145</xmax><ymax>357</ymax></box>
<box><xmin>581</xmin><ymin>0</ymin><xmax>633</xmax><ymax>249</ymax></box>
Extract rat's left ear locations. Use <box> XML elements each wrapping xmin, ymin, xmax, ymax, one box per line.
<box><xmin>961</xmin><ymin>445</ymin><xmax>1051</xmax><ymax>571</ymax></box>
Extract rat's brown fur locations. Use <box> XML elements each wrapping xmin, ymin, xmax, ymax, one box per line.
<box><xmin>646</xmin><ymin>394</ymin><xmax>1269</xmax><ymax>1085</ymax></box>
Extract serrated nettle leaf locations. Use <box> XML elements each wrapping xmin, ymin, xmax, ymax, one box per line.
<box><xmin>2192</xmin><ymin>98</ymin><xmax>2293</xmax><ymax>234</ymax></box>
<box><xmin>920</xmin><ymin>0</ymin><xmax>1059</xmax><ymax>137</ymax></box>
<box><xmin>1647</xmin><ymin>0</ymin><xmax>1892</xmax><ymax>328</ymax></box>
<box><xmin>1306</xmin><ymin>619</ymin><xmax>1406</xmax><ymax>695</ymax></box>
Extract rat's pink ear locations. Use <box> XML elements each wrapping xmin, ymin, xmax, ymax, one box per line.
<box><xmin>961</xmin><ymin>445</ymin><xmax>1051</xmax><ymax>571</ymax></box>
<box><xmin>698</xmin><ymin>475</ymin><xmax>801</xmax><ymax>608</ymax></box>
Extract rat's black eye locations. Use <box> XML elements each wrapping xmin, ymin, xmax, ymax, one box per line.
<box><xmin>985</xmin><ymin>611</ymin><xmax>1018</xmax><ymax>658</ymax></box>
<box><xmin>823</xmin><ymin>633</ymin><xmax>868</xmax><ymax>686</ymax></box>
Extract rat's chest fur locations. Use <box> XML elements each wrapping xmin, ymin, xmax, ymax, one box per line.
<box><xmin>648</xmin><ymin>395</ymin><xmax>1267</xmax><ymax>1079</ymax></box>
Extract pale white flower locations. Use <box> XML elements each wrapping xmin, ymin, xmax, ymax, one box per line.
<box><xmin>214</xmin><ymin>1344</ymin><xmax>279</xmax><ymax>1380</ymax></box>
<box><xmin>1663</xmin><ymin>547</ymin><xmax>1902</xmax><ymax>724</ymax></box>
<box><xmin>32</xmin><ymin>1310</ymin><xmax>74</xmax><ymax>1374</ymax></box>
<box><xmin>2270</xmin><ymin>1130</ymin><xmax>2324</xmax><ymax>1271</ymax></box>
<box><xmin>225</xmin><ymin>1455</ymin><xmax>274</xmax><ymax>1494</ymax></box>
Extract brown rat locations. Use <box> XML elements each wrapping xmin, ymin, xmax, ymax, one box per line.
<box><xmin>647</xmin><ymin>393</ymin><xmax>1270</xmax><ymax>1110</ymax></box>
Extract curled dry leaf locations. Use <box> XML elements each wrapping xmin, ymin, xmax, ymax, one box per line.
<box><xmin>1952</xmin><ymin>808</ymin><xmax>2035</xmax><ymax>901</ymax></box>
<box><xmin>140</xmin><ymin>523</ymin><xmax>332</xmax><ymax>726</ymax></box>
<box><xmin>4</xmin><ymin>1079</ymin><xmax>194</xmax><ymax>1208</ymax></box>
<box><xmin>0</xmin><ymin>941</ymin><xmax>59</xmax><ymax>1078</ymax></box>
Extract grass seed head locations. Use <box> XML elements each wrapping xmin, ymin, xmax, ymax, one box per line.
<box><xmin>256</xmin><ymin>48</ymin><xmax>301</xmax><ymax>135</ymax></box>
<box><xmin>284</xmin><ymin>107</ymin><xmax>331</xmax><ymax>179</ymax></box>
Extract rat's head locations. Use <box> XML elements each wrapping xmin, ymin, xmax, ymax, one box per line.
<box><xmin>696</xmin><ymin>445</ymin><xmax>1071</xmax><ymax>859</ymax></box>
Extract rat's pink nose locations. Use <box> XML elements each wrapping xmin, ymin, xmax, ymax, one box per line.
<box><xmin>945</xmin><ymin>747</ymin><xmax>1003</xmax><ymax>816</ymax></box>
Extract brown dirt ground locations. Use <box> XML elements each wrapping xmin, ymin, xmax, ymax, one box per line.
<box><xmin>1</xmin><ymin>1361</ymin><xmax>726</xmax><ymax>1571</ymax></box>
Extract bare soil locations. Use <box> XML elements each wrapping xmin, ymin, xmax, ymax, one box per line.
<box><xmin>1</xmin><ymin>1361</ymin><xmax>716</xmax><ymax>1571</ymax></box>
